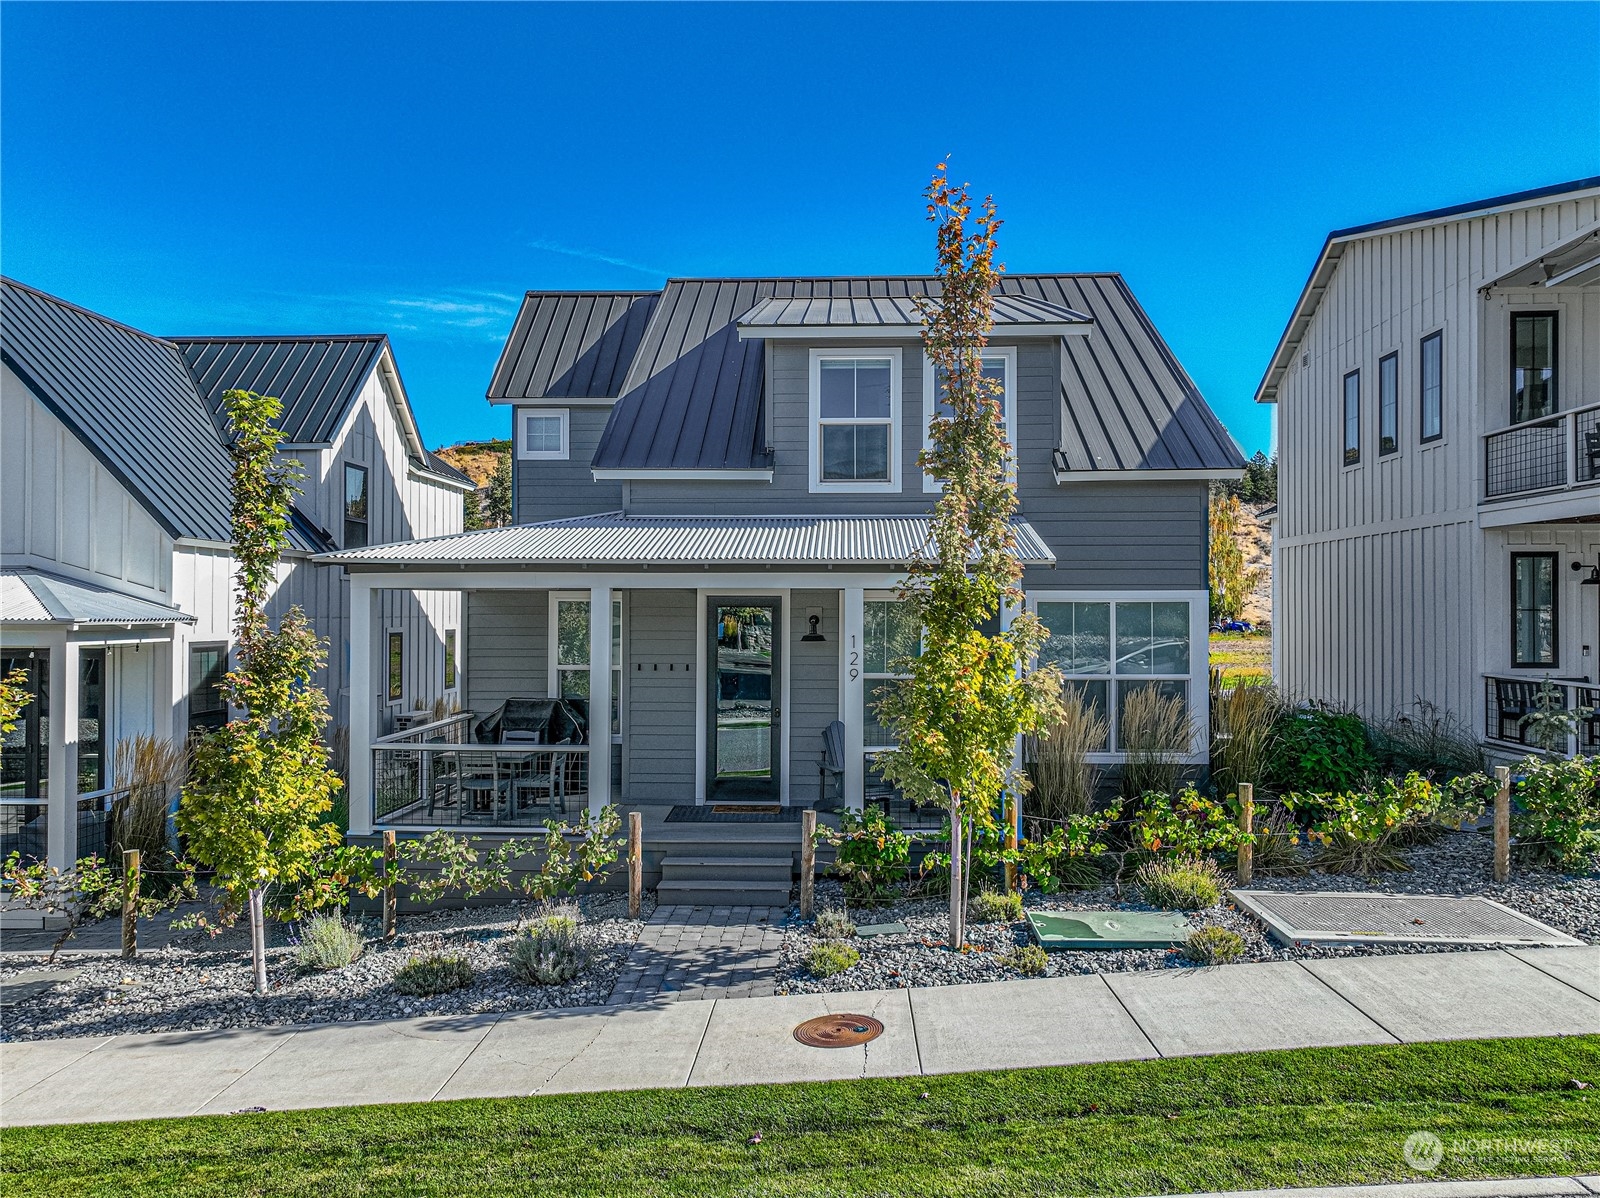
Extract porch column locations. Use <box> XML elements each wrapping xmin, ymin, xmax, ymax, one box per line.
<box><xmin>842</xmin><ymin>586</ymin><xmax>865</xmax><ymax>810</ymax></box>
<box><xmin>46</xmin><ymin>636</ymin><xmax>81</xmax><ymax>871</ymax></box>
<box><xmin>347</xmin><ymin>577</ymin><xmax>375</xmax><ymax>836</ymax></box>
<box><xmin>588</xmin><ymin>585</ymin><xmax>612</xmax><ymax>817</ymax></box>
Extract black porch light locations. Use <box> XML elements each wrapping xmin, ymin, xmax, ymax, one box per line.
<box><xmin>1573</xmin><ymin>558</ymin><xmax>1600</xmax><ymax>585</ymax></box>
<box><xmin>802</xmin><ymin>614</ymin><xmax>826</xmax><ymax>642</ymax></box>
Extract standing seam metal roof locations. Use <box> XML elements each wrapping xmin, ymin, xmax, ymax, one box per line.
<box><xmin>736</xmin><ymin>292</ymin><xmax>1092</xmax><ymax>329</ymax></box>
<box><xmin>487</xmin><ymin>292</ymin><xmax>659</xmax><ymax>401</ymax></box>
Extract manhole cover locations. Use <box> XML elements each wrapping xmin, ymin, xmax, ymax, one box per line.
<box><xmin>1231</xmin><ymin>890</ymin><xmax>1585</xmax><ymax>948</ymax></box>
<box><xmin>794</xmin><ymin>1013</ymin><xmax>884</xmax><ymax>1048</ymax></box>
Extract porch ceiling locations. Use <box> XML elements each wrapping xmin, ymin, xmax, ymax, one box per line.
<box><xmin>312</xmin><ymin>512</ymin><xmax>1057</xmax><ymax>568</ymax></box>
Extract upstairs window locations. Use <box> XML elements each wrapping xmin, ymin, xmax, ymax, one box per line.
<box><xmin>1420</xmin><ymin>331</ymin><xmax>1443</xmax><ymax>443</ymax></box>
<box><xmin>343</xmin><ymin>464</ymin><xmax>368</xmax><ymax>549</ymax></box>
<box><xmin>1511</xmin><ymin>313</ymin><xmax>1558</xmax><ymax>424</ymax></box>
<box><xmin>810</xmin><ymin>350</ymin><xmax>900</xmax><ymax>492</ymax></box>
<box><xmin>187</xmin><ymin>645</ymin><xmax>227</xmax><ymax>735</ymax></box>
<box><xmin>1378</xmin><ymin>352</ymin><xmax>1399</xmax><ymax>456</ymax></box>
<box><xmin>1511</xmin><ymin>553</ymin><xmax>1558</xmax><ymax>668</ymax></box>
<box><xmin>923</xmin><ymin>347</ymin><xmax>1015</xmax><ymax>491</ymax></box>
<box><xmin>1343</xmin><ymin>370</ymin><xmax>1361</xmax><ymax>465</ymax></box>
<box><xmin>518</xmin><ymin>409</ymin><xmax>569</xmax><ymax>460</ymax></box>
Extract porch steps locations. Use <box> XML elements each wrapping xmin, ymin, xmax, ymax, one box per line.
<box><xmin>655</xmin><ymin>849</ymin><xmax>794</xmax><ymax>907</ymax></box>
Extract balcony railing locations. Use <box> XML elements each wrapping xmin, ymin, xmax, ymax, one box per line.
<box><xmin>1483</xmin><ymin>400</ymin><xmax>1600</xmax><ymax>500</ymax></box>
<box><xmin>372</xmin><ymin>713</ymin><xmax>590</xmax><ymax>829</ymax></box>
<box><xmin>1483</xmin><ymin>675</ymin><xmax>1600</xmax><ymax>755</ymax></box>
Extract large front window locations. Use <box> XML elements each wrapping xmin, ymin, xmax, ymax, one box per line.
<box><xmin>924</xmin><ymin>348</ymin><xmax>1015</xmax><ymax>491</ymax></box>
<box><xmin>811</xmin><ymin>351</ymin><xmax>899</xmax><ymax>491</ymax></box>
<box><xmin>863</xmin><ymin>597</ymin><xmax>922</xmax><ymax>750</ymax></box>
<box><xmin>1511</xmin><ymin>313</ymin><xmax>1557</xmax><ymax>424</ymax></box>
<box><xmin>1511</xmin><ymin>553</ymin><xmax>1557</xmax><ymax>668</ymax></box>
<box><xmin>1036</xmin><ymin>599</ymin><xmax>1194</xmax><ymax>753</ymax></box>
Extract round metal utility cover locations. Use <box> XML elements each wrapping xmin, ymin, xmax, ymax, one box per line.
<box><xmin>793</xmin><ymin>1013</ymin><xmax>884</xmax><ymax>1048</ymax></box>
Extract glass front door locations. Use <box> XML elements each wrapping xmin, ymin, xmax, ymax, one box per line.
<box><xmin>708</xmin><ymin>599</ymin><xmax>780</xmax><ymax>802</ymax></box>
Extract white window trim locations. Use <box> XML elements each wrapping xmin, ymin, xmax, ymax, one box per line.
<box><xmin>808</xmin><ymin>348</ymin><xmax>902</xmax><ymax>494</ymax></box>
<box><xmin>922</xmin><ymin>345</ymin><xmax>1016</xmax><ymax>493</ymax></box>
<box><xmin>1025</xmin><ymin>590</ymin><xmax>1209</xmax><ymax>765</ymax></box>
<box><xmin>862</xmin><ymin>590</ymin><xmax>920</xmax><ymax>752</ymax></box>
<box><xmin>548</xmin><ymin>591</ymin><xmax>590</xmax><ymax>698</ymax></box>
<box><xmin>518</xmin><ymin>408</ymin><xmax>570</xmax><ymax>461</ymax></box>
<box><xmin>547</xmin><ymin>592</ymin><xmax>625</xmax><ymax>747</ymax></box>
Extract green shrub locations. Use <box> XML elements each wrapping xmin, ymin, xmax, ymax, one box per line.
<box><xmin>1269</xmin><ymin>707</ymin><xmax>1377</xmax><ymax>794</ymax></box>
<box><xmin>813</xmin><ymin>908</ymin><xmax>856</xmax><ymax>939</ymax></box>
<box><xmin>510</xmin><ymin>907</ymin><xmax>587</xmax><ymax>985</ymax></box>
<box><xmin>1285</xmin><ymin>772</ymin><xmax>1460</xmax><ymax>874</ymax></box>
<box><xmin>393</xmin><ymin>953</ymin><xmax>474</xmax><ymax>997</ymax></box>
<box><xmin>1182</xmin><ymin>924</ymin><xmax>1245</xmax><ymax>965</ymax></box>
<box><xmin>1504</xmin><ymin>755</ymin><xmax>1600</xmax><ymax>869</ymax></box>
<box><xmin>1369</xmin><ymin>701</ymin><xmax>1486</xmax><ymax>778</ymax></box>
<box><xmin>807</xmin><ymin>942</ymin><xmax>860</xmax><ymax>978</ymax></box>
<box><xmin>970</xmin><ymin>888</ymin><xmax>1025</xmax><ymax>923</ymax></box>
<box><xmin>1248</xmin><ymin>804</ymin><xmax>1307</xmax><ymax>876</ymax></box>
<box><xmin>1004</xmin><ymin>944</ymin><xmax>1048</xmax><ymax>976</ymax></box>
<box><xmin>1133</xmin><ymin>785</ymin><xmax>1248</xmax><ymax>855</ymax></box>
<box><xmin>295</xmin><ymin>913</ymin><xmax>364</xmax><ymax>972</ymax></box>
<box><xmin>1136</xmin><ymin>854</ymin><xmax>1222</xmax><ymax>910</ymax></box>
<box><xmin>817</xmin><ymin>807</ymin><xmax>911</xmax><ymax>906</ymax></box>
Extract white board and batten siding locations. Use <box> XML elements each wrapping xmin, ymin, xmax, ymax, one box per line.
<box><xmin>1274</xmin><ymin>189</ymin><xmax>1600</xmax><ymax>726</ymax></box>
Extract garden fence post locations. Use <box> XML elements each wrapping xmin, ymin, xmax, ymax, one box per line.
<box><xmin>1004</xmin><ymin>791</ymin><xmax>1017</xmax><ymax>894</ymax></box>
<box><xmin>628</xmin><ymin>811</ymin><xmax>642</xmax><ymax>919</ymax></box>
<box><xmin>121</xmin><ymin>848</ymin><xmax>140</xmax><ymax>960</ymax></box>
<box><xmin>1492</xmin><ymin>766</ymin><xmax>1510</xmax><ymax>883</ymax></box>
<box><xmin>800</xmin><ymin>808</ymin><xmax>816</xmax><ymax>919</ymax></box>
<box><xmin>382</xmin><ymin>830</ymin><xmax>397</xmax><ymax>941</ymax></box>
<box><xmin>1236</xmin><ymin>783</ymin><xmax>1254</xmax><ymax>886</ymax></box>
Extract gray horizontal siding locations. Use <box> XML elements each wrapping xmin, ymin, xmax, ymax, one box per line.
<box><xmin>514</xmin><ymin>406</ymin><xmax>623</xmax><ymax>523</ymax></box>
<box><xmin>464</xmin><ymin>590</ymin><xmax>548</xmax><ymax>713</ymax></box>
<box><xmin>623</xmin><ymin>589</ymin><xmax>697</xmax><ymax>804</ymax></box>
<box><xmin>788</xmin><ymin>589</ymin><xmax>840</xmax><ymax>806</ymax></box>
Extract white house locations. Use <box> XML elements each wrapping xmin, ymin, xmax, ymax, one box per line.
<box><xmin>1256</xmin><ymin>176</ymin><xmax>1600</xmax><ymax>754</ymax></box>
<box><xmin>0</xmin><ymin>279</ymin><xmax>472</xmax><ymax>869</ymax></box>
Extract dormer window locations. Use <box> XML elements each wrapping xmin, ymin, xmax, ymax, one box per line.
<box><xmin>924</xmin><ymin>347</ymin><xmax>1015</xmax><ymax>491</ymax></box>
<box><xmin>809</xmin><ymin>350</ymin><xmax>900</xmax><ymax>492</ymax></box>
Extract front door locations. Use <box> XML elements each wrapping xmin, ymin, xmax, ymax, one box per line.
<box><xmin>707</xmin><ymin>598</ymin><xmax>781</xmax><ymax>803</ymax></box>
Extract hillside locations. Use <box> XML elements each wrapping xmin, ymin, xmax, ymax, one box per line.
<box><xmin>433</xmin><ymin>439</ymin><xmax>509</xmax><ymax>489</ymax></box>
<box><xmin>1238</xmin><ymin>500</ymin><xmax>1273</xmax><ymax>625</ymax></box>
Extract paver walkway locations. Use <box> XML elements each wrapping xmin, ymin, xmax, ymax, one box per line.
<box><xmin>607</xmin><ymin>904</ymin><xmax>785</xmax><ymax>1003</ymax></box>
<box><xmin>3</xmin><ymin>945</ymin><xmax>1596</xmax><ymax>1126</ymax></box>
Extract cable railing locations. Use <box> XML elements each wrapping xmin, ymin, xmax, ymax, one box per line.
<box><xmin>1483</xmin><ymin>675</ymin><xmax>1600</xmax><ymax>755</ymax></box>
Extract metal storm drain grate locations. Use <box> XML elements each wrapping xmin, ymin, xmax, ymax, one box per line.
<box><xmin>793</xmin><ymin>1014</ymin><xmax>884</xmax><ymax>1048</ymax></box>
<box><xmin>1230</xmin><ymin>890</ymin><xmax>1585</xmax><ymax>948</ymax></box>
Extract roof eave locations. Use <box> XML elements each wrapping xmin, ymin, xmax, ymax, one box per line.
<box><xmin>1053</xmin><ymin>466</ymin><xmax>1245</xmax><ymax>484</ymax></box>
<box><xmin>736</xmin><ymin>323</ymin><xmax>1092</xmax><ymax>341</ymax></box>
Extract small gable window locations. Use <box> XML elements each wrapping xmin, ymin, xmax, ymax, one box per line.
<box><xmin>343</xmin><ymin>464</ymin><xmax>369</xmax><ymax>549</ymax></box>
<box><xmin>518</xmin><ymin>409</ymin><xmax>569</xmax><ymax>461</ymax></box>
<box><xmin>810</xmin><ymin>350</ymin><xmax>900</xmax><ymax>492</ymax></box>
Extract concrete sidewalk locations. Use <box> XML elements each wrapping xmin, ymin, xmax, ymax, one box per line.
<box><xmin>3</xmin><ymin>946</ymin><xmax>1596</xmax><ymax>1127</ymax></box>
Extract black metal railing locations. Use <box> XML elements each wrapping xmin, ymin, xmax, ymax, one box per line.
<box><xmin>0</xmin><ymin>786</ymin><xmax>123</xmax><ymax>864</ymax></box>
<box><xmin>1484</xmin><ymin>400</ymin><xmax>1600</xmax><ymax>500</ymax></box>
<box><xmin>1484</xmin><ymin>675</ymin><xmax>1600</xmax><ymax>755</ymax></box>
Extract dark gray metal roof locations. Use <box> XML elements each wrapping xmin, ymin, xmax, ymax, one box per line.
<box><xmin>171</xmin><ymin>335</ymin><xmax>387</xmax><ymax>445</ymax></box>
<box><xmin>316</xmin><ymin>512</ymin><xmax>1055</xmax><ymax>568</ymax></box>
<box><xmin>1</xmin><ymin>569</ymin><xmax>195</xmax><ymax>625</ymax></box>
<box><xmin>1</xmin><ymin>277</ymin><xmax>237</xmax><ymax>542</ymax></box>
<box><xmin>423</xmin><ymin>449</ymin><xmax>474</xmax><ymax>486</ymax></box>
<box><xmin>585</xmin><ymin>275</ymin><xmax>1242</xmax><ymax>474</ymax></box>
<box><xmin>488</xmin><ymin>291</ymin><xmax>659</xmax><ymax>401</ymax></box>
<box><xmin>736</xmin><ymin>292</ymin><xmax>1091</xmax><ymax>332</ymax></box>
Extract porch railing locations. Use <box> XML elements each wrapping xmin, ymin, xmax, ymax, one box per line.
<box><xmin>1483</xmin><ymin>674</ymin><xmax>1600</xmax><ymax>755</ymax></box>
<box><xmin>0</xmin><ymin>786</ymin><xmax>126</xmax><ymax>865</ymax></box>
<box><xmin>1483</xmin><ymin>400</ymin><xmax>1600</xmax><ymax>500</ymax></box>
<box><xmin>372</xmin><ymin>713</ymin><xmax>590</xmax><ymax>828</ymax></box>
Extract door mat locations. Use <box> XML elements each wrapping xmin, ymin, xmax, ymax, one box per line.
<box><xmin>1230</xmin><ymin>890</ymin><xmax>1585</xmax><ymax>948</ymax></box>
<box><xmin>1028</xmin><ymin>910</ymin><xmax>1190</xmax><ymax>950</ymax></box>
<box><xmin>665</xmin><ymin>804</ymin><xmax>802</xmax><ymax>823</ymax></box>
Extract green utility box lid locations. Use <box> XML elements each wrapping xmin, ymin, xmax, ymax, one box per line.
<box><xmin>1027</xmin><ymin>910</ymin><xmax>1189</xmax><ymax>950</ymax></box>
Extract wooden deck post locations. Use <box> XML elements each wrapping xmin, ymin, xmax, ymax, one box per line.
<box><xmin>1236</xmin><ymin>783</ymin><xmax>1254</xmax><ymax>886</ymax></box>
<box><xmin>1493</xmin><ymin>766</ymin><xmax>1511</xmax><ymax>883</ymax></box>
<box><xmin>381</xmin><ymin>830</ymin><xmax>397</xmax><ymax>941</ymax></box>
<box><xmin>1003</xmin><ymin>792</ymin><xmax>1018</xmax><ymax>894</ymax></box>
<box><xmin>800</xmin><ymin>808</ymin><xmax>817</xmax><ymax>919</ymax></box>
<box><xmin>628</xmin><ymin>811</ymin><xmax>642</xmax><ymax>919</ymax></box>
<box><xmin>121</xmin><ymin>849</ymin><xmax>140</xmax><ymax>960</ymax></box>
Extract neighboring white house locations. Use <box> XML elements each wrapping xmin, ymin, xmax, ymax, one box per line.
<box><xmin>1256</xmin><ymin>176</ymin><xmax>1600</xmax><ymax>755</ymax></box>
<box><xmin>0</xmin><ymin>279</ymin><xmax>472</xmax><ymax>869</ymax></box>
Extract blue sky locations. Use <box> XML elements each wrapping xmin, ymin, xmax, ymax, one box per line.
<box><xmin>4</xmin><ymin>3</ymin><xmax>1597</xmax><ymax>455</ymax></box>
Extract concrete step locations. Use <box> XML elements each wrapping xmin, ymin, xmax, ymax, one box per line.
<box><xmin>656</xmin><ymin>880</ymin><xmax>793</xmax><ymax>907</ymax></box>
<box><xmin>659</xmin><ymin>855</ymin><xmax>793</xmax><ymax>883</ymax></box>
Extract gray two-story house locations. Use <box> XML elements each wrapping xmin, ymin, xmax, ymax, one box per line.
<box><xmin>324</xmin><ymin>274</ymin><xmax>1243</xmax><ymax>888</ymax></box>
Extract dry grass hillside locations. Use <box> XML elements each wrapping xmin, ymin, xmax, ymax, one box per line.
<box><xmin>433</xmin><ymin>439</ymin><xmax>509</xmax><ymax>489</ymax></box>
<box><xmin>1237</xmin><ymin>500</ymin><xmax>1273</xmax><ymax>626</ymax></box>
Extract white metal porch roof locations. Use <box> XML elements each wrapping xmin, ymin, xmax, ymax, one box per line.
<box><xmin>0</xmin><ymin>569</ymin><xmax>195</xmax><ymax>626</ymax></box>
<box><xmin>314</xmin><ymin>512</ymin><xmax>1056</xmax><ymax>569</ymax></box>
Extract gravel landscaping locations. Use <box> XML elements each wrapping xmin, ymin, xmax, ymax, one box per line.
<box><xmin>0</xmin><ymin>893</ymin><xmax>652</xmax><ymax>1042</ymax></box>
<box><xmin>775</xmin><ymin>829</ymin><xmax>1599</xmax><ymax>994</ymax></box>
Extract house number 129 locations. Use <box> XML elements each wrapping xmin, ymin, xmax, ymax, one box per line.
<box><xmin>848</xmin><ymin>635</ymin><xmax>859</xmax><ymax>682</ymax></box>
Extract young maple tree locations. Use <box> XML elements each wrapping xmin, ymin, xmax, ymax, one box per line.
<box><xmin>874</xmin><ymin>164</ymin><xmax>1062</xmax><ymax>951</ymax></box>
<box><xmin>177</xmin><ymin>389</ymin><xmax>349</xmax><ymax>995</ymax></box>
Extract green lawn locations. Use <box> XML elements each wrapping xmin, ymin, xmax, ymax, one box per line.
<box><xmin>1211</xmin><ymin>630</ymin><xmax>1272</xmax><ymax>685</ymax></box>
<box><xmin>6</xmin><ymin>1037</ymin><xmax>1597</xmax><ymax>1197</ymax></box>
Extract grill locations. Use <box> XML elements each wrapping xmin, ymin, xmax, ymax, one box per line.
<box><xmin>1231</xmin><ymin>890</ymin><xmax>1584</xmax><ymax>948</ymax></box>
<box><xmin>793</xmin><ymin>1014</ymin><xmax>884</xmax><ymax>1048</ymax></box>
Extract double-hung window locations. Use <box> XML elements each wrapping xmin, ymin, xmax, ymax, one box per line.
<box><xmin>550</xmin><ymin>593</ymin><xmax>624</xmax><ymax>739</ymax></box>
<box><xmin>518</xmin><ymin>408</ymin><xmax>569</xmax><ymax>460</ymax></box>
<box><xmin>1511</xmin><ymin>313</ymin><xmax>1558</xmax><ymax>424</ymax></box>
<box><xmin>343</xmin><ymin>464</ymin><xmax>369</xmax><ymax>549</ymax></box>
<box><xmin>1034</xmin><ymin>598</ymin><xmax>1196</xmax><ymax>754</ymax></box>
<box><xmin>1511</xmin><ymin>553</ymin><xmax>1558</xmax><ymax>668</ymax></box>
<box><xmin>1343</xmin><ymin>370</ymin><xmax>1361</xmax><ymax>465</ymax></box>
<box><xmin>1378</xmin><ymin>352</ymin><xmax>1399</xmax><ymax>456</ymax></box>
<box><xmin>1420</xmin><ymin>331</ymin><xmax>1443</xmax><ymax>443</ymax></box>
<box><xmin>862</xmin><ymin>596</ymin><xmax>922</xmax><ymax>750</ymax></box>
<box><xmin>923</xmin><ymin>347</ymin><xmax>1015</xmax><ymax>491</ymax></box>
<box><xmin>810</xmin><ymin>350</ymin><xmax>900</xmax><ymax>492</ymax></box>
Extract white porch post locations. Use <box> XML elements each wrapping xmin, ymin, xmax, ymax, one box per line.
<box><xmin>46</xmin><ymin>636</ymin><xmax>81</xmax><ymax>871</ymax></box>
<box><xmin>841</xmin><ymin>586</ymin><xmax>865</xmax><ymax>810</ymax></box>
<box><xmin>588</xmin><ymin>585</ymin><xmax>612</xmax><ymax>817</ymax></box>
<box><xmin>348</xmin><ymin>577</ymin><xmax>375</xmax><ymax>836</ymax></box>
